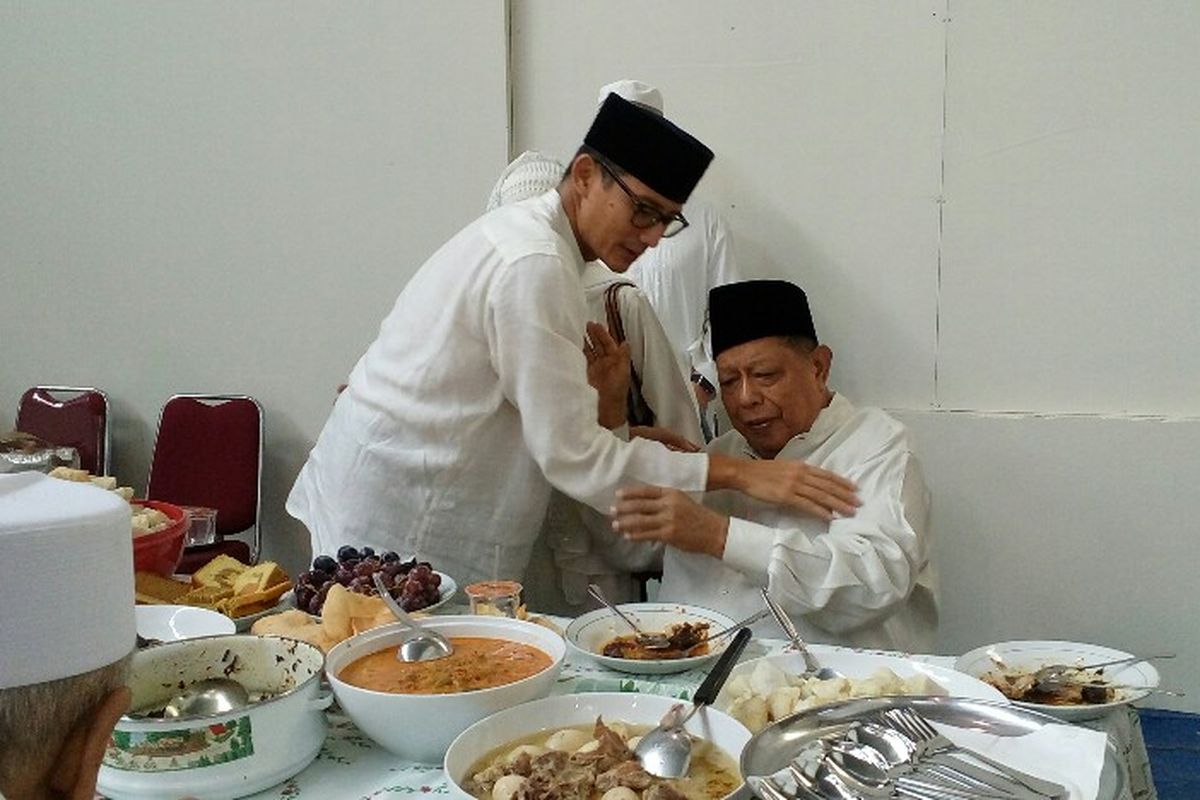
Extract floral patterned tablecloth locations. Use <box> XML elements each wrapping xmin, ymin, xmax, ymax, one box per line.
<box><xmin>234</xmin><ymin>634</ymin><xmax>1154</xmax><ymax>800</ymax></box>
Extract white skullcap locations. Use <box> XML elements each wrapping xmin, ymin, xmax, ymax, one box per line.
<box><xmin>597</xmin><ymin>79</ymin><xmax>664</xmax><ymax>115</ymax></box>
<box><xmin>0</xmin><ymin>473</ymin><xmax>135</xmax><ymax>689</ymax></box>
<box><xmin>485</xmin><ymin>150</ymin><xmax>565</xmax><ymax>211</ymax></box>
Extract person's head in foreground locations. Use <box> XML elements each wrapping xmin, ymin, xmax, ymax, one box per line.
<box><xmin>560</xmin><ymin>93</ymin><xmax>712</xmax><ymax>272</ymax></box>
<box><xmin>0</xmin><ymin>473</ymin><xmax>136</xmax><ymax>800</ymax></box>
<box><xmin>710</xmin><ymin>280</ymin><xmax>834</xmax><ymax>459</ymax></box>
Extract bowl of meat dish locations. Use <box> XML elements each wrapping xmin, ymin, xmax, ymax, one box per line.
<box><xmin>326</xmin><ymin>614</ymin><xmax>567</xmax><ymax>762</ymax></box>
<box><xmin>955</xmin><ymin>640</ymin><xmax>1162</xmax><ymax>722</ymax></box>
<box><xmin>566</xmin><ymin>603</ymin><xmax>738</xmax><ymax>675</ymax></box>
<box><xmin>445</xmin><ymin>692</ymin><xmax>751</xmax><ymax>800</ymax></box>
<box><xmin>98</xmin><ymin>634</ymin><xmax>331</xmax><ymax>800</ymax></box>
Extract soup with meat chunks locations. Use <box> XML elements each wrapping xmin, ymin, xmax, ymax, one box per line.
<box><xmin>465</xmin><ymin>717</ymin><xmax>740</xmax><ymax>800</ymax></box>
<box><xmin>339</xmin><ymin>636</ymin><xmax>552</xmax><ymax>694</ymax></box>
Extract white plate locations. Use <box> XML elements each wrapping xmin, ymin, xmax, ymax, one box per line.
<box><xmin>955</xmin><ymin>640</ymin><xmax>1161</xmax><ymax>721</ymax></box>
<box><xmin>283</xmin><ymin>570</ymin><xmax>457</xmax><ymax>618</ymax></box>
<box><xmin>135</xmin><ymin>604</ymin><xmax>236</xmax><ymax>641</ymax></box>
<box><xmin>565</xmin><ymin>602</ymin><xmax>738</xmax><ymax>675</ymax></box>
<box><xmin>715</xmin><ymin>648</ymin><xmax>1007</xmax><ymax>719</ymax></box>
<box><xmin>231</xmin><ymin>594</ymin><xmax>294</xmax><ymax>632</ymax></box>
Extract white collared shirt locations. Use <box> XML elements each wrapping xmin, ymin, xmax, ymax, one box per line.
<box><xmin>660</xmin><ymin>393</ymin><xmax>938</xmax><ymax>653</ymax></box>
<box><xmin>287</xmin><ymin>191</ymin><xmax>708</xmax><ymax>584</ymax></box>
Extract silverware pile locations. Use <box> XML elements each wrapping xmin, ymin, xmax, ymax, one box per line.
<box><xmin>749</xmin><ymin>706</ymin><xmax>1067</xmax><ymax>800</ymax></box>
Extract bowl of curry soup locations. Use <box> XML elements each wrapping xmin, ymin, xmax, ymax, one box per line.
<box><xmin>445</xmin><ymin>692</ymin><xmax>752</xmax><ymax>800</ymax></box>
<box><xmin>326</xmin><ymin>614</ymin><xmax>567</xmax><ymax>761</ymax></box>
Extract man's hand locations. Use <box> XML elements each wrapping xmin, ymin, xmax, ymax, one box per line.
<box><xmin>709</xmin><ymin>454</ymin><xmax>859</xmax><ymax>522</ymax></box>
<box><xmin>611</xmin><ymin>485</ymin><xmax>729</xmax><ymax>558</ymax></box>
<box><xmin>583</xmin><ymin>321</ymin><xmax>631</xmax><ymax>429</ymax></box>
<box><xmin>630</xmin><ymin>425</ymin><xmax>701</xmax><ymax>452</ymax></box>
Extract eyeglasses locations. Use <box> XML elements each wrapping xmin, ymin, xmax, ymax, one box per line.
<box><xmin>598</xmin><ymin>161</ymin><xmax>689</xmax><ymax>238</ymax></box>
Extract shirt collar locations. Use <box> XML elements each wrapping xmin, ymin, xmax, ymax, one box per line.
<box><xmin>544</xmin><ymin>190</ymin><xmax>587</xmax><ymax>276</ymax></box>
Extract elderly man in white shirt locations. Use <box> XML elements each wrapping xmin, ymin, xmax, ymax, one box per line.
<box><xmin>288</xmin><ymin>98</ymin><xmax>859</xmax><ymax>588</ymax></box>
<box><xmin>613</xmin><ymin>280</ymin><xmax>937</xmax><ymax>653</ymax></box>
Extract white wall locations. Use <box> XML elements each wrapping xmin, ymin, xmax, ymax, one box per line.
<box><xmin>0</xmin><ymin>1</ymin><xmax>509</xmax><ymax>576</ymax></box>
<box><xmin>3</xmin><ymin>1</ymin><xmax>1196</xmax><ymax>710</ymax></box>
<box><xmin>510</xmin><ymin>0</ymin><xmax>1199</xmax><ymax>709</ymax></box>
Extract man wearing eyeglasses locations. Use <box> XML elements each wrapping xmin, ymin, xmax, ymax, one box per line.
<box><xmin>288</xmin><ymin>94</ymin><xmax>859</xmax><ymax>587</ymax></box>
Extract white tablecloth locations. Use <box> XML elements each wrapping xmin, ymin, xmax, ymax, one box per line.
<box><xmin>234</xmin><ymin>635</ymin><xmax>1154</xmax><ymax>800</ymax></box>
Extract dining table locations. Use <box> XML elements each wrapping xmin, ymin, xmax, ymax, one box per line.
<box><xmin>223</xmin><ymin>613</ymin><xmax>1157</xmax><ymax>800</ymax></box>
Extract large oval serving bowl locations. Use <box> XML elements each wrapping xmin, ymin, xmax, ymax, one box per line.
<box><xmin>99</xmin><ymin>634</ymin><xmax>330</xmax><ymax>800</ymax></box>
<box><xmin>445</xmin><ymin>692</ymin><xmax>752</xmax><ymax>800</ymax></box>
<box><xmin>326</xmin><ymin>615</ymin><xmax>567</xmax><ymax>763</ymax></box>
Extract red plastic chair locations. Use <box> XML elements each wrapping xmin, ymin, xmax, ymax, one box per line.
<box><xmin>146</xmin><ymin>394</ymin><xmax>263</xmax><ymax>571</ymax></box>
<box><xmin>15</xmin><ymin>386</ymin><xmax>111</xmax><ymax>475</ymax></box>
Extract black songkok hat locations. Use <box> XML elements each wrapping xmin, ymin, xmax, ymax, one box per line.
<box><xmin>584</xmin><ymin>93</ymin><xmax>714</xmax><ymax>205</ymax></box>
<box><xmin>710</xmin><ymin>280</ymin><xmax>818</xmax><ymax>358</ymax></box>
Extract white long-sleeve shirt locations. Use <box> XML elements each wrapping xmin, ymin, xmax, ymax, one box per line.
<box><xmin>660</xmin><ymin>393</ymin><xmax>938</xmax><ymax>653</ymax></box>
<box><xmin>287</xmin><ymin>191</ymin><xmax>708</xmax><ymax>585</ymax></box>
<box><xmin>525</xmin><ymin>262</ymin><xmax>704</xmax><ymax>614</ymax></box>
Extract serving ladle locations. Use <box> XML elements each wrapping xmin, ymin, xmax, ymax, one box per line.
<box><xmin>372</xmin><ymin>573</ymin><xmax>454</xmax><ymax>662</ymax></box>
<box><xmin>635</xmin><ymin>626</ymin><xmax>753</xmax><ymax>778</ymax></box>
<box><xmin>162</xmin><ymin>677</ymin><xmax>251</xmax><ymax>719</ymax></box>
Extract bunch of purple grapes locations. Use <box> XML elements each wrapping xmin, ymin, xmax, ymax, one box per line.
<box><xmin>293</xmin><ymin>545</ymin><xmax>443</xmax><ymax>616</ymax></box>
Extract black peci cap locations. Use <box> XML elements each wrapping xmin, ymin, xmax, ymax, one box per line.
<box><xmin>584</xmin><ymin>93</ymin><xmax>714</xmax><ymax>205</ymax></box>
<box><xmin>710</xmin><ymin>280</ymin><xmax>818</xmax><ymax>359</ymax></box>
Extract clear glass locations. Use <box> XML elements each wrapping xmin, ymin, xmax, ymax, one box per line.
<box><xmin>464</xmin><ymin>580</ymin><xmax>523</xmax><ymax>618</ymax></box>
<box><xmin>180</xmin><ymin>505</ymin><xmax>218</xmax><ymax>547</ymax></box>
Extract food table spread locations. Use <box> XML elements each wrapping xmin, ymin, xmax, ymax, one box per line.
<box><xmin>204</xmin><ymin>627</ymin><xmax>1156</xmax><ymax>800</ymax></box>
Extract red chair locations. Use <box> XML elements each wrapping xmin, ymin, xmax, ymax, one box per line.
<box><xmin>15</xmin><ymin>386</ymin><xmax>111</xmax><ymax>475</ymax></box>
<box><xmin>146</xmin><ymin>394</ymin><xmax>263</xmax><ymax>572</ymax></box>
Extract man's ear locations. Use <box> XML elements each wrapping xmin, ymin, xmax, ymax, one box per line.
<box><xmin>812</xmin><ymin>344</ymin><xmax>834</xmax><ymax>385</ymax></box>
<box><xmin>49</xmin><ymin>686</ymin><xmax>130</xmax><ymax>799</ymax></box>
<box><xmin>569</xmin><ymin>153</ymin><xmax>599</xmax><ymax>195</ymax></box>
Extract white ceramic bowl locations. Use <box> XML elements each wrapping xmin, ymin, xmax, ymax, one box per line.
<box><xmin>326</xmin><ymin>615</ymin><xmax>567</xmax><ymax>763</ymax></box>
<box><xmin>99</xmin><ymin>634</ymin><xmax>331</xmax><ymax>800</ymax></box>
<box><xmin>566</xmin><ymin>602</ymin><xmax>738</xmax><ymax>675</ymax></box>
<box><xmin>136</xmin><ymin>604</ymin><xmax>236</xmax><ymax>641</ymax></box>
<box><xmin>955</xmin><ymin>639</ymin><xmax>1162</xmax><ymax>721</ymax></box>
<box><xmin>445</xmin><ymin>693</ymin><xmax>752</xmax><ymax>800</ymax></box>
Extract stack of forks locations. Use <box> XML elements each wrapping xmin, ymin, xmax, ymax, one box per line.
<box><xmin>749</xmin><ymin>706</ymin><xmax>1068</xmax><ymax>800</ymax></box>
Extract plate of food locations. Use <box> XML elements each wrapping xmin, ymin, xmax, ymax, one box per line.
<box><xmin>133</xmin><ymin>554</ymin><xmax>293</xmax><ymax>631</ymax></box>
<box><xmin>565</xmin><ymin>602</ymin><xmax>738</xmax><ymax>675</ymax></box>
<box><xmin>955</xmin><ymin>640</ymin><xmax>1162</xmax><ymax>721</ymax></box>
<box><xmin>290</xmin><ymin>546</ymin><xmax>456</xmax><ymax>618</ymax></box>
<box><xmin>714</xmin><ymin>648</ymin><xmax>1007</xmax><ymax>733</ymax></box>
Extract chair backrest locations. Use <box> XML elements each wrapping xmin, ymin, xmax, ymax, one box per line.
<box><xmin>15</xmin><ymin>386</ymin><xmax>111</xmax><ymax>475</ymax></box>
<box><xmin>146</xmin><ymin>394</ymin><xmax>263</xmax><ymax>562</ymax></box>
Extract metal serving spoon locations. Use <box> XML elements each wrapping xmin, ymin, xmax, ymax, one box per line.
<box><xmin>635</xmin><ymin>626</ymin><xmax>753</xmax><ymax>778</ymax></box>
<box><xmin>162</xmin><ymin>678</ymin><xmax>251</xmax><ymax>719</ymax></box>
<box><xmin>587</xmin><ymin>583</ymin><xmax>672</xmax><ymax>649</ymax></box>
<box><xmin>760</xmin><ymin>585</ymin><xmax>841</xmax><ymax>679</ymax></box>
<box><xmin>372</xmin><ymin>573</ymin><xmax>454</xmax><ymax>662</ymax></box>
